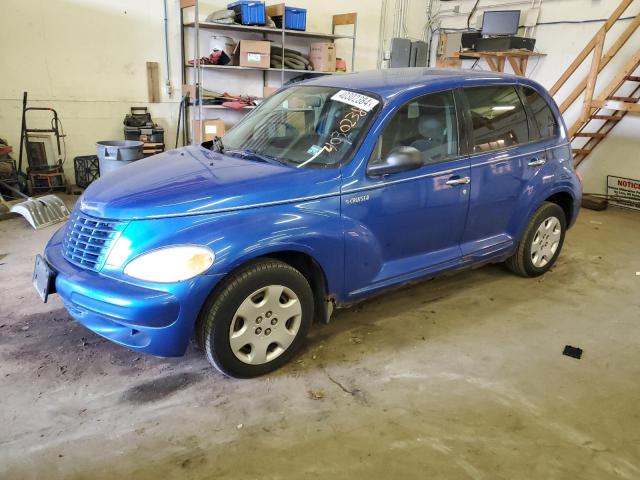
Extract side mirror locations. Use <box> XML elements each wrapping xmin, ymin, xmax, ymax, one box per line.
<box><xmin>367</xmin><ymin>146</ymin><xmax>423</xmax><ymax>176</ymax></box>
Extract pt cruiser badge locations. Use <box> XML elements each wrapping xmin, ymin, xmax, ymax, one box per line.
<box><xmin>345</xmin><ymin>195</ymin><xmax>370</xmax><ymax>205</ymax></box>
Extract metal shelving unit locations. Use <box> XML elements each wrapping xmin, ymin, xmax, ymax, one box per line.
<box><xmin>183</xmin><ymin>21</ymin><xmax>355</xmax><ymax>40</ymax></box>
<box><xmin>179</xmin><ymin>0</ymin><xmax>357</xmax><ymax>144</ymax></box>
<box><xmin>184</xmin><ymin>64</ymin><xmax>337</xmax><ymax>74</ymax></box>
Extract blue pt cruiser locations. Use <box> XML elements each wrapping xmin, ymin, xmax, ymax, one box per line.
<box><xmin>36</xmin><ymin>69</ymin><xmax>581</xmax><ymax>377</ymax></box>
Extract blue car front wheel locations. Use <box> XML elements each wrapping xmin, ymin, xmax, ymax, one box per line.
<box><xmin>196</xmin><ymin>259</ymin><xmax>314</xmax><ymax>378</ymax></box>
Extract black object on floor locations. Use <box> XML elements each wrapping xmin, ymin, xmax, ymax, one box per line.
<box><xmin>582</xmin><ymin>194</ymin><xmax>608</xmax><ymax>211</ymax></box>
<box><xmin>563</xmin><ymin>345</ymin><xmax>583</xmax><ymax>359</ymax></box>
<box><xmin>74</xmin><ymin>155</ymin><xmax>100</xmax><ymax>188</ymax></box>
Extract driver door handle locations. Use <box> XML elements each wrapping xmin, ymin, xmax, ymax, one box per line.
<box><xmin>528</xmin><ymin>158</ymin><xmax>546</xmax><ymax>168</ymax></box>
<box><xmin>445</xmin><ymin>176</ymin><xmax>471</xmax><ymax>186</ymax></box>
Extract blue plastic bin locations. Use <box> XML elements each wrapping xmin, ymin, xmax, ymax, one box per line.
<box><xmin>283</xmin><ymin>6</ymin><xmax>306</xmax><ymax>31</ymax></box>
<box><xmin>227</xmin><ymin>1</ymin><xmax>266</xmax><ymax>25</ymax></box>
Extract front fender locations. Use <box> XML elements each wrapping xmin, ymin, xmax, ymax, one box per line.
<box><xmin>111</xmin><ymin>196</ymin><xmax>344</xmax><ymax>297</ymax></box>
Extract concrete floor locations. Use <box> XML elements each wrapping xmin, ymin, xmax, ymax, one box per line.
<box><xmin>1</xmin><ymin>197</ymin><xmax>639</xmax><ymax>480</ymax></box>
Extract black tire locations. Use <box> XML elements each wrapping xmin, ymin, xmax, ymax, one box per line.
<box><xmin>196</xmin><ymin>259</ymin><xmax>314</xmax><ymax>378</ymax></box>
<box><xmin>505</xmin><ymin>202</ymin><xmax>566</xmax><ymax>277</ymax></box>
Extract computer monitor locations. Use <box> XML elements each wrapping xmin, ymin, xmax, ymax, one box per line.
<box><xmin>481</xmin><ymin>10</ymin><xmax>520</xmax><ymax>36</ymax></box>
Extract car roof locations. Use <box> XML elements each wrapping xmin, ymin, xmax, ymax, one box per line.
<box><xmin>303</xmin><ymin>68</ymin><xmax>543</xmax><ymax>101</ymax></box>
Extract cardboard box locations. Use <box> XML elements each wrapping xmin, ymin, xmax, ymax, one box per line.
<box><xmin>265</xmin><ymin>3</ymin><xmax>285</xmax><ymax>17</ymax></box>
<box><xmin>309</xmin><ymin>42</ymin><xmax>336</xmax><ymax>72</ymax></box>
<box><xmin>236</xmin><ymin>40</ymin><xmax>270</xmax><ymax>68</ymax></box>
<box><xmin>193</xmin><ymin>119</ymin><xmax>226</xmax><ymax>142</ymax></box>
<box><xmin>263</xmin><ymin>86</ymin><xmax>278</xmax><ymax>97</ymax></box>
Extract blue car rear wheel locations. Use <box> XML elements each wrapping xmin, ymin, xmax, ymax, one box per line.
<box><xmin>506</xmin><ymin>201</ymin><xmax>566</xmax><ymax>277</ymax></box>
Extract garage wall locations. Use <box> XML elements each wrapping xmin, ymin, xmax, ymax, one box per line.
<box><xmin>2</xmin><ymin>0</ymin><xmax>638</xmax><ymax>195</ymax></box>
<box><xmin>0</xmin><ymin>0</ymin><xmax>382</xmax><ymax>180</ymax></box>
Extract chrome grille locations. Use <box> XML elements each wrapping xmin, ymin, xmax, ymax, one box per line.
<box><xmin>62</xmin><ymin>211</ymin><xmax>127</xmax><ymax>271</ymax></box>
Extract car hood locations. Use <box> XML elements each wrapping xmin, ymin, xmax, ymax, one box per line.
<box><xmin>79</xmin><ymin>145</ymin><xmax>341</xmax><ymax>220</ymax></box>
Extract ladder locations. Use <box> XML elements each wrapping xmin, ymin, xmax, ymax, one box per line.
<box><xmin>548</xmin><ymin>0</ymin><xmax>640</xmax><ymax>167</ymax></box>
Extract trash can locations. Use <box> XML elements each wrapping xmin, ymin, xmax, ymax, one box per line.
<box><xmin>96</xmin><ymin>140</ymin><xmax>144</xmax><ymax>176</ymax></box>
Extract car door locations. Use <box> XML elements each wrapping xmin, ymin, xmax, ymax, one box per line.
<box><xmin>520</xmin><ymin>85</ymin><xmax>569</xmax><ymax>171</ymax></box>
<box><xmin>342</xmin><ymin>89</ymin><xmax>471</xmax><ymax>298</ymax></box>
<box><xmin>458</xmin><ymin>84</ymin><xmax>542</xmax><ymax>258</ymax></box>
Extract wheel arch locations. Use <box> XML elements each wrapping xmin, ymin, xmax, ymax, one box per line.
<box><xmin>203</xmin><ymin>248</ymin><xmax>334</xmax><ymax>328</ymax></box>
<box><xmin>263</xmin><ymin>250</ymin><xmax>332</xmax><ymax>323</ymax></box>
<box><xmin>509</xmin><ymin>186</ymin><xmax>578</xmax><ymax>246</ymax></box>
<box><xmin>544</xmin><ymin>190</ymin><xmax>575</xmax><ymax>226</ymax></box>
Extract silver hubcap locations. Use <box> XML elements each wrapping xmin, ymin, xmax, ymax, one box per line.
<box><xmin>229</xmin><ymin>285</ymin><xmax>302</xmax><ymax>365</ymax></box>
<box><xmin>531</xmin><ymin>216</ymin><xmax>561</xmax><ymax>268</ymax></box>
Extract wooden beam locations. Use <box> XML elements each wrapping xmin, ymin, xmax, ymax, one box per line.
<box><xmin>559</xmin><ymin>13</ymin><xmax>640</xmax><ymax>113</ymax></box>
<box><xmin>507</xmin><ymin>56</ymin><xmax>524</xmax><ymax>76</ymax></box>
<box><xmin>591</xmin><ymin>100</ymin><xmax>640</xmax><ymax>112</ymax></box>
<box><xmin>579</xmin><ymin>27</ymin><xmax>606</xmax><ymax>126</ymax></box>
<box><xmin>485</xmin><ymin>56</ymin><xmax>500</xmax><ymax>72</ymax></box>
<box><xmin>146</xmin><ymin>61</ymin><xmax>160</xmax><ymax>103</ymax></box>
<box><xmin>549</xmin><ymin>0</ymin><xmax>634</xmax><ymax>96</ymax></box>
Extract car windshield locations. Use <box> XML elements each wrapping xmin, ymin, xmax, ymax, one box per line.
<box><xmin>221</xmin><ymin>85</ymin><xmax>381</xmax><ymax>168</ymax></box>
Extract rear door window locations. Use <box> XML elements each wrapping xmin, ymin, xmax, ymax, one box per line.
<box><xmin>522</xmin><ymin>87</ymin><xmax>559</xmax><ymax>139</ymax></box>
<box><xmin>463</xmin><ymin>85</ymin><xmax>530</xmax><ymax>153</ymax></box>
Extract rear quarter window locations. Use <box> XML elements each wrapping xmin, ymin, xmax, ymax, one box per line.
<box><xmin>522</xmin><ymin>86</ymin><xmax>559</xmax><ymax>139</ymax></box>
<box><xmin>463</xmin><ymin>85</ymin><xmax>530</xmax><ymax>153</ymax></box>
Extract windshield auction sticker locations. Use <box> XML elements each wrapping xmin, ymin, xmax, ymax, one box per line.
<box><xmin>331</xmin><ymin>90</ymin><xmax>379</xmax><ymax>112</ymax></box>
<box><xmin>607</xmin><ymin>175</ymin><xmax>640</xmax><ymax>211</ymax></box>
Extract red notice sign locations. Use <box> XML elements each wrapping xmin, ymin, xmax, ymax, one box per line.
<box><xmin>607</xmin><ymin>175</ymin><xmax>640</xmax><ymax>211</ymax></box>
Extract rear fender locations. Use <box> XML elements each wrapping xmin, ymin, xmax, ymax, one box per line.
<box><xmin>508</xmin><ymin>181</ymin><xmax>578</xmax><ymax>243</ymax></box>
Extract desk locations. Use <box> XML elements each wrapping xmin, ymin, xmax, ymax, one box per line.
<box><xmin>453</xmin><ymin>50</ymin><xmax>545</xmax><ymax>76</ymax></box>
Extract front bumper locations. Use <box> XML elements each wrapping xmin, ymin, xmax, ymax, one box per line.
<box><xmin>44</xmin><ymin>227</ymin><xmax>223</xmax><ymax>357</ymax></box>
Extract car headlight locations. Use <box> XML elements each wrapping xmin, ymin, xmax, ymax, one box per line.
<box><xmin>123</xmin><ymin>245</ymin><xmax>215</xmax><ymax>283</ymax></box>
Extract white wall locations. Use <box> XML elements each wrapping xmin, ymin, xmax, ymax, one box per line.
<box><xmin>0</xmin><ymin>0</ymin><xmax>382</xmax><ymax>180</ymax></box>
<box><xmin>2</xmin><ymin>0</ymin><xmax>638</xmax><ymax>195</ymax></box>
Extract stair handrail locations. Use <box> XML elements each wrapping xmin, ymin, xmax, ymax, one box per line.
<box><xmin>549</xmin><ymin>0</ymin><xmax>639</xmax><ymax>114</ymax></box>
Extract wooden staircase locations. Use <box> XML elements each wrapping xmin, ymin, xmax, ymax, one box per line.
<box><xmin>572</xmin><ymin>54</ymin><xmax>640</xmax><ymax>167</ymax></box>
<box><xmin>548</xmin><ymin>0</ymin><xmax>640</xmax><ymax>167</ymax></box>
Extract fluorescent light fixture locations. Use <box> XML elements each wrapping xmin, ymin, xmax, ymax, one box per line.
<box><xmin>492</xmin><ymin>106</ymin><xmax>516</xmax><ymax>111</ymax></box>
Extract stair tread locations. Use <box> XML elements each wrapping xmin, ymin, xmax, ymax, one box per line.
<box><xmin>574</xmin><ymin>132</ymin><xmax>607</xmax><ymax>138</ymax></box>
<box><xmin>572</xmin><ymin>148</ymin><xmax>592</xmax><ymax>154</ymax></box>
<box><xmin>624</xmin><ymin>75</ymin><xmax>640</xmax><ymax>82</ymax></box>
<box><xmin>607</xmin><ymin>96</ymin><xmax>638</xmax><ymax>102</ymax></box>
<box><xmin>590</xmin><ymin>114</ymin><xmax>622</xmax><ymax>121</ymax></box>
